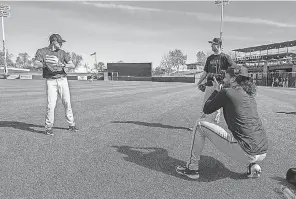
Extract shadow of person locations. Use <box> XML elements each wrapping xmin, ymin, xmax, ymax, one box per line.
<box><xmin>276</xmin><ymin>111</ymin><xmax>296</xmax><ymax>115</ymax></box>
<box><xmin>0</xmin><ymin>121</ymin><xmax>68</xmax><ymax>134</ymax></box>
<box><xmin>271</xmin><ymin>176</ymin><xmax>296</xmax><ymax>192</ymax></box>
<box><xmin>111</xmin><ymin>145</ymin><xmax>247</xmax><ymax>182</ymax></box>
<box><xmin>111</xmin><ymin>121</ymin><xmax>191</xmax><ymax>131</ymax></box>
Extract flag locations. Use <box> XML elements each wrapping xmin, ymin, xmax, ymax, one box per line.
<box><xmin>90</xmin><ymin>52</ymin><xmax>96</xmax><ymax>56</ymax></box>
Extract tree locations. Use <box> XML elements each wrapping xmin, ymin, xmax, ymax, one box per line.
<box><xmin>159</xmin><ymin>54</ymin><xmax>173</xmax><ymax>74</ymax></box>
<box><xmin>0</xmin><ymin>50</ymin><xmax>15</xmax><ymax>67</ymax></box>
<box><xmin>24</xmin><ymin>59</ymin><xmax>33</xmax><ymax>69</ymax></box>
<box><xmin>70</xmin><ymin>52</ymin><xmax>83</xmax><ymax>71</ymax></box>
<box><xmin>94</xmin><ymin>62</ymin><xmax>105</xmax><ymax>72</ymax></box>
<box><xmin>196</xmin><ymin>51</ymin><xmax>207</xmax><ymax>65</ymax></box>
<box><xmin>15</xmin><ymin>53</ymin><xmax>31</xmax><ymax>68</ymax></box>
<box><xmin>158</xmin><ymin>49</ymin><xmax>187</xmax><ymax>74</ymax></box>
<box><xmin>168</xmin><ymin>49</ymin><xmax>187</xmax><ymax>72</ymax></box>
<box><xmin>30</xmin><ymin>57</ymin><xmax>42</xmax><ymax>71</ymax></box>
<box><xmin>82</xmin><ymin>63</ymin><xmax>89</xmax><ymax>72</ymax></box>
<box><xmin>152</xmin><ymin>66</ymin><xmax>166</xmax><ymax>76</ymax></box>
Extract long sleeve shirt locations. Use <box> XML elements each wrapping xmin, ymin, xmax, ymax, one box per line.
<box><xmin>203</xmin><ymin>88</ymin><xmax>268</xmax><ymax>156</ymax></box>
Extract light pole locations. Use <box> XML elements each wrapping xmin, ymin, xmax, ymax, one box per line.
<box><xmin>0</xmin><ymin>4</ymin><xmax>10</xmax><ymax>76</ymax></box>
<box><xmin>215</xmin><ymin>0</ymin><xmax>229</xmax><ymax>43</ymax></box>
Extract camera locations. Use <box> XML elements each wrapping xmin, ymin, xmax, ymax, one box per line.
<box><xmin>207</xmin><ymin>70</ymin><xmax>226</xmax><ymax>83</ymax></box>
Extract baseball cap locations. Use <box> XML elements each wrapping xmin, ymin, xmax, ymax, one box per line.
<box><xmin>226</xmin><ymin>65</ymin><xmax>249</xmax><ymax>78</ymax></box>
<box><xmin>208</xmin><ymin>37</ymin><xmax>222</xmax><ymax>45</ymax></box>
<box><xmin>49</xmin><ymin>34</ymin><xmax>66</xmax><ymax>43</ymax></box>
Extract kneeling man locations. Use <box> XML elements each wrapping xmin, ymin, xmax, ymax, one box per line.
<box><xmin>176</xmin><ymin>66</ymin><xmax>268</xmax><ymax>179</ymax></box>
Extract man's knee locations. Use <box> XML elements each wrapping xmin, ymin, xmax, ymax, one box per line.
<box><xmin>198</xmin><ymin>121</ymin><xmax>235</xmax><ymax>142</ymax></box>
<box><xmin>199</xmin><ymin>120</ymin><xmax>214</xmax><ymax>127</ymax></box>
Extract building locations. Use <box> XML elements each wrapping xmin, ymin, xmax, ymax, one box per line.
<box><xmin>232</xmin><ymin>40</ymin><xmax>296</xmax><ymax>73</ymax></box>
<box><xmin>232</xmin><ymin>40</ymin><xmax>296</xmax><ymax>87</ymax></box>
<box><xmin>185</xmin><ymin>62</ymin><xmax>204</xmax><ymax>71</ymax></box>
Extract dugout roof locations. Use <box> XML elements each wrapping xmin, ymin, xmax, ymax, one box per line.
<box><xmin>232</xmin><ymin>40</ymin><xmax>296</xmax><ymax>53</ymax></box>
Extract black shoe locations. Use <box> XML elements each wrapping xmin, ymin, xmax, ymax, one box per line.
<box><xmin>247</xmin><ymin>163</ymin><xmax>261</xmax><ymax>178</ymax></box>
<box><xmin>45</xmin><ymin>128</ymin><xmax>54</xmax><ymax>136</ymax></box>
<box><xmin>68</xmin><ymin>126</ymin><xmax>79</xmax><ymax>132</ymax></box>
<box><xmin>176</xmin><ymin>165</ymin><xmax>199</xmax><ymax>179</ymax></box>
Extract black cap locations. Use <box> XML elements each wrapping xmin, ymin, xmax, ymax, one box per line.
<box><xmin>49</xmin><ymin>34</ymin><xmax>66</xmax><ymax>43</ymax></box>
<box><xmin>208</xmin><ymin>37</ymin><xmax>222</xmax><ymax>45</ymax></box>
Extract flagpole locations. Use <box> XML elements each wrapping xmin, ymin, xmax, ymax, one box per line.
<box><xmin>95</xmin><ymin>53</ymin><xmax>98</xmax><ymax>70</ymax></box>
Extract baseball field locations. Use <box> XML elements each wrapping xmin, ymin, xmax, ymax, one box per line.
<box><xmin>0</xmin><ymin>80</ymin><xmax>295</xmax><ymax>199</ymax></box>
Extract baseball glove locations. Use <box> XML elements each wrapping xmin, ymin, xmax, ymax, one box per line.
<box><xmin>198</xmin><ymin>83</ymin><xmax>206</xmax><ymax>92</ymax></box>
<box><xmin>45</xmin><ymin>55</ymin><xmax>64</xmax><ymax>72</ymax></box>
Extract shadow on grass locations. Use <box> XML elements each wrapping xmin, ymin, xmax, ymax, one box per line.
<box><xmin>111</xmin><ymin>121</ymin><xmax>191</xmax><ymax>131</ymax></box>
<box><xmin>0</xmin><ymin>121</ymin><xmax>68</xmax><ymax>134</ymax></box>
<box><xmin>276</xmin><ymin>111</ymin><xmax>296</xmax><ymax>115</ymax></box>
<box><xmin>111</xmin><ymin>145</ymin><xmax>247</xmax><ymax>182</ymax></box>
<box><xmin>271</xmin><ymin>176</ymin><xmax>296</xmax><ymax>192</ymax></box>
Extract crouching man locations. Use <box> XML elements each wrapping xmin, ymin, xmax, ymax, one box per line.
<box><xmin>176</xmin><ymin>66</ymin><xmax>268</xmax><ymax>179</ymax></box>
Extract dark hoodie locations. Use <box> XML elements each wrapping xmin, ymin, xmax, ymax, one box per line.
<box><xmin>203</xmin><ymin>88</ymin><xmax>268</xmax><ymax>156</ymax></box>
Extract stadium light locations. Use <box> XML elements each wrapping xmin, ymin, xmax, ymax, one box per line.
<box><xmin>215</xmin><ymin>0</ymin><xmax>229</xmax><ymax>43</ymax></box>
<box><xmin>0</xmin><ymin>4</ymin><xmax>11</xmax><ymax>76</ymax></box>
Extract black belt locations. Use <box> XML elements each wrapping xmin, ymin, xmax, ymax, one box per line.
<box><xmin>46</xmin><ymin>76</ymin><xmax>66</xmax><ymax>80</ymax></box>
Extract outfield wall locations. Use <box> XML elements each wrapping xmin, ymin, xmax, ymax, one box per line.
<box><xmin>117</xmin><ymin>76</ymin><xmax>152</xmax><ymax>81</ymax></box>
<box><xmin>152</xmin><ymin>76</ymin><xmax>195</xmax><ymax>83</ymax></box>
<box><xmin>107</xmin><ymin>63</ymin><xmax>152</xmax><ymax>77</ymax></box>
<box><xmin>0</xmin><ymin>73</ymin><xmax>196</xmax><ymax>83</ymax></box>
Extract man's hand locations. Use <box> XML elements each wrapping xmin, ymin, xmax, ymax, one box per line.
<box><xmin>212</xmin><ymin>77</ymin><xmax>221</xmax><ymax>91</ymax></box>
<box><xmin>197</xmin><ymin>83</ymin><xmax>206</xmax><ymax>92</ymax></box>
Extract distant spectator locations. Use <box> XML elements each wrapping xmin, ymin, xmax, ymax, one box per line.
<box><xmin>275</xmin><ymin>78</ymin><xmax>279</xmax><ymax>87</ymax></box>
<box><xmin>279</xmin><ymin>77</ymin><xmax>283</xmax><ymax>87</ymax></box>
<box><xmin>285</xmin><ymin>78</ymin><xmax>289</xmax><ymax>87</ymax></box>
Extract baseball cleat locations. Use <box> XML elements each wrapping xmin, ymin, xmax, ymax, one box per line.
<box><xmin>45</xmin><ymin>128</ymin><xmax>54</xmax><ymax>136</ymax></box>
<box><xmin>247</xmin><ymin>163</ymin><xmax>261</xmax><ymax>178</ymax></box>
<box><xmin>176</xmin><ymin>165</ymin><xmax>199</xmax><ymax>179</ymax></box>
<box><xmin>68</xmin><ymin>126</ymin><xmax>79</xmax><ymax>132</ymax></box>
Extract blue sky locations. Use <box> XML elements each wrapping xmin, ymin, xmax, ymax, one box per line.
<box><xmin>2</xmin><ymin>1</ymin><xmax>296</xmax><ymax>69</ymax></box>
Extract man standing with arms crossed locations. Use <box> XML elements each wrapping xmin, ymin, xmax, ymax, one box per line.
<box><xmin>34</xmin><ymin>33</ymin><xmax>79</xmax><ymax>135</ymax></box>
<box><xmin>197</xmin><ymin>37</ymin><xmax>235</xmax><ymax>123</ymax></box>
